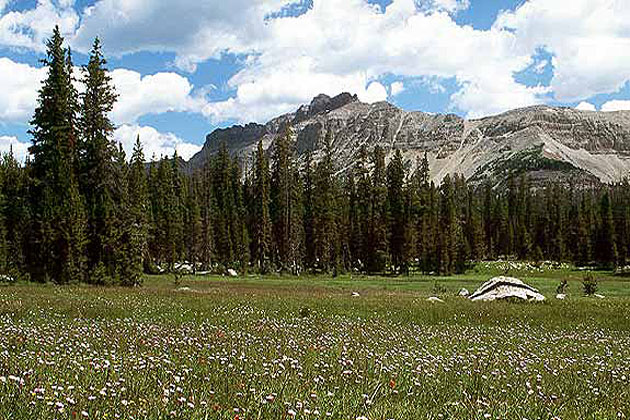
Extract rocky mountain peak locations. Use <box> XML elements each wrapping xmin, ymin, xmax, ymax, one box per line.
<box><xmin>188</xmin><ymin>94</ymin><xmax>630</xmax><ymax>186</ymax></box>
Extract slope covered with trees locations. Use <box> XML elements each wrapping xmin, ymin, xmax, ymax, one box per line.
<box><xmin>0</xmin><ymin>30</ymin><xmax>628</xmax><ymax>284</ymax></box>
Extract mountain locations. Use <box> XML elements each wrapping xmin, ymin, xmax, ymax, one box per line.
<box><xmin>187</xmin><ymin>93</ymin><xmax>630</xmax><ymax>185</ymax></box>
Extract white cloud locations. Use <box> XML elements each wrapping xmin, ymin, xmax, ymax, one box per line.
<box><xmin>0</xmin><ymin>136</ymin><xmax>30</xmax><ymax>163</ymax></box>
<box><xmin>72</xmin><ymin>0</ymin><xmax>293</xmax><ymax>72</ymax></box>
<box><xmin>111</xmin><ymin>69</ymin><xmax>206</xmax><ymax>125</ymax></box>
<box><xmin>601</xmin><ymin>100</ymin><xmax>630</xmax><ymax>112</ymax></box>
<box><xmin>4</xmin><ymin>0</ymin><xmax>630</xmax><ymax>125</ymax></box>
<box><xmin>426</xmin><ymin>0</ymin><xmax>470</xmax><ymax>14</ymax></box>
<box><xmin>361</xmin><ymin>82</ymin><xmax>388</xmax><ymax>103</ymax></box>
<box><xmin>201</xmin><ymin>0</ymin><xmax>544</xmax><ymax>122</ymax></box>
<box><xmin>0</xmin><ymin>0</ymin><xmax>78</xmax><ymax>51</ymax></box>
<box><xmin>0</xmin><ymin>58</ymin><xmax>207</xmax><ymax>128</ymax></box>
<box><xmin>576</xmin><ymin>101</ymin><xmax>596</xmax><ymax>112</ymax></box>
<box><xmin>495</xmin><ymin>0</ymin><xmax>630</xmax><ymax>102</ymax></box>
<box><xmin>0</xmin><ymin>58</ymin><xmax>46</xmax><ymax>123</ymax></box>
<box><xmin>114</xmin><ymin>124</ymin><xmax>201</xmax><ymax>160</ymax></box>
<box><xmin>390</xmin><ymin>81</ymin><xmax>405</xmax><ymax>97</ymax></box>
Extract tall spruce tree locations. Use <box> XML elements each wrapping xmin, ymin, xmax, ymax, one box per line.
<box><xmin>125</xmin><ymin>136</ymin><xmax>150</xmax><ymax>284</ymax></box>
<box><xmin>28</xmin><ymin>26</ymin><xmax>87</xmax><ymax>283</ymax></box>
<box><xmin>79</xmin><ymin>37</ymin><xmax>120</xmax><ymax>282</ymax></box>
<box><xmin>270</xmin><ymin>127</ymin><xmax>303</xmax><ymax>273</ymax></box>
<box><xmin>253</xmin><ymin>141</ymin><xmax>272</xmax><ymax>273</ymax></box>
<box><xmin>386</xmin><ymin>149</ymin><xmax>406</xmax><ymax>272</ymax></box>
<box><xmin>597</xmin><ymin>191</ymin><xmax>618</xmax><ymax>268</ymax></box>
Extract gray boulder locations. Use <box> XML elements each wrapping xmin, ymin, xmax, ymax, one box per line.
<box><xmin>470</xmin><ymin>276</ymin><xmax>545</xmax><ymax>302</ymax></box>
<box><xmin>458</xmin><ymin>288</ymin><xmax>470</xmax><ymax>297</ymax></box>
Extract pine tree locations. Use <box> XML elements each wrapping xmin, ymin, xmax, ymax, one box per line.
<box><xmin>352</xmin><ymin>145</ymin><xmax>371</xmax><ymax>270</ymax></box>
<box><xmin>597</xmin><ymin>191</ymin><xmax>618</xmax><ymax>268</ymax></box>
<box><xmin>386</xmin><ymin>149</ymin><xmax>406</xmax><ymax>272</ymax></box>
<box><xmin>125</xmin><ymin>136</ymin><xmax>150</xmax><ymax>284</ymax></box>
<box><xmin>438</xmin><ymin>175</ymin><xmax>457</xmax><ymax>275</ymax></box>
<box><xmin>28</xmin><ymin>26</ymin><xmax>87</xmax><ymax>283</ymax></box>
<box><xmin>270</xmin><ymin>127</ymin><xmax>303</xmax><ymax>273</ymax></box>
<box><xmin>302</xmin><ymin>151</ymin><xmax>315</xmax><ymax>270</ymax></box>
<box><xmin>313</xmin><ymin>130</ymin><xmax>339</xmax><ymax>273</ymax></box>
<box><xmin>367</xmin><ymin>145</ymin><xmax>388</xmax><ymax>273</ymax></box>
<box><xmin>79</xmin><ymin>37</ymin><xmax>119</xmax><ymax>281</ymax></box>
<box><xmin>253</xmin><ymin>141</ymin><xmax>272</xmax><ymax>273</ymax></box>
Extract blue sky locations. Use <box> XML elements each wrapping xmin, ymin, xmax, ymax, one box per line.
<box><xmin>1</xmin><ymin>0</ymin><xmax>629</xmax><ymax>161</ymax></box>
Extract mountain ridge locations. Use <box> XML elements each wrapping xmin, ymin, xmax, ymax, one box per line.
<box><xmin>187</xmin><ymin>93</ymin><xmax>630</xmax><ymax>185</ymax></box>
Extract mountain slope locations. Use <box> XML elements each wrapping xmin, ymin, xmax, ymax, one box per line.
<box><xmin>187</xmin><ymin>93</ymin><xmax>630</xmax><ymax>185</ymax></box>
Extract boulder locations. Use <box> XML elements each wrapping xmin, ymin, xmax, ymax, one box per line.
<box><xmin>458</xmin><ymin>288</ymin><xmax>470</xmax><ymax>297</ymax></box>
<box><xmin>556</xmin><ymin>293</ymin><xmax>566</xmax><ymax>300</ymax></box>
<box><xmin>227</xmin><ymin>269</ymin><xmax>238</xmax><ymax>277</ymax></box>
<box><xmin>469</xmin><ymin>276</ymin><xmax>545</xmax><ymax>302</ymax></box>
<box><xmin>351</xmin><ymin>292</ymin><xmax>360</xmax><ymax>297</ymax></box>
<box><xmin>594</xmin><ymin>293</ymin><xmax>605</xmax><ymax>299</ymax></box>
<box><xmin>427</xmin><ymin>296</ymin><xmax>444</xmax><ymax>303</ymax></box>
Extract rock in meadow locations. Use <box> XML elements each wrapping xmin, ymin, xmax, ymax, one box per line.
<box><xmin>458</xmin><ymin>288</ymin><xmax>470</xmax><ymax>297</ymax></box>
<box><xmin>469</xmin><ymin>276</ymin><xmax>545</xmax><ymax>302</ymax></box>
<box><xmin>556</xmin><ymin>293</ymin><xmax>566</xmax><ymax>300</ymax></box>
<box><xmin>227</xmin><ymin>269</ymin><xmax>238</xmax><ymax>277</ymax></box>
<box><xmin>427</xmin><ymin>296</ymin><xmax>444</xmax><ymax>303</ymax></box>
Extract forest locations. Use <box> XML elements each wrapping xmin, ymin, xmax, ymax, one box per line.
<box><xmin>0</xmin><ymin>28</ymin><xmax>626</xmax><ymax>285</ymax></box>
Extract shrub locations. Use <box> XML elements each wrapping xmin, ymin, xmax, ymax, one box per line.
<box><xmin>582</xmin><ymin>272</ymin><xmax>598</xmax><ymax>296</ymax></box>
<box><xmin>556</xmin><ymin>279</ymin><xmax>568</xmax><ymax>295</ymax></box>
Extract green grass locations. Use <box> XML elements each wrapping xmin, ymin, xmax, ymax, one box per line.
<box><xmin>1</xmin><ymin>266</ymin><xmax>630</xmax><ymax>419</ymax></box>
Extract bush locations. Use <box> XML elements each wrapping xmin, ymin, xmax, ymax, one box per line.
<box><xmin>556</xmin><ymin>279</ymin><xmax>568</xmax><ymax>295</ymax></box>
<box><xmin>582</xmin><ymin>272</ymin><xmax>598</xmax><ymax>296</ymax></box>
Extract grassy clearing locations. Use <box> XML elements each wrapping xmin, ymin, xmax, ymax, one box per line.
<box><xmin>1</xmin><ymin>267</ymin><xmax>630</xmax><ymax>419</ymax></box>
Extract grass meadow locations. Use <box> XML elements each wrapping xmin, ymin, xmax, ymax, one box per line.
<box><xmin>1</xmin><ymin>263</ymin><xmax>630</xmax><ymax>419</ymax></box>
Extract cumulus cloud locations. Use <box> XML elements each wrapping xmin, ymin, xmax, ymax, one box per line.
<box><xmin>0</xmin><ymin>136</ymin><xmax>30</xmax><ymax>163</ymax></box>
<box><xmin>495</xmin><ymin>0</ymin><xmax>630</xmax><ymax>102</ymax></box>
<box><xmin>601</xmin><ymin>100</ymin><xmax>630</xmax><ymax>112</ymax></box>
<box><xmin>111</xmin><ymin>69</ymin><xmax>206</xmax><ymax>125</ymax></box>
<box><xmin>576</xmin><ymin>101</ymin><xmax>596</xmax><ymax>112</ymax></box>
<box><xmin>72</xmin><ymin>0</ymin><xmax>293</xmax><ymax>71</ymax></box>
<box><xmin>114</xmin><ymin>124</ymin><xmax>201</xmax><ymax>160</ymax></box>
<box><xmin>0</xmin><ymin>57</ymin><xmax>206</xmax><ymax>129</ymax></box>
<box><xmin>0</xmin><ymin>58</ymin><xmax>46</xmax><ymax>123</ymax></box>
<box><xmin>0</xmin><ymin>0</ymin><xmax>78</xmax><ymax>51</ymax></box>
<box><xmin>3</xmin><ymin>0</ymin><xmax>630</xmax><ymax>125</ymax></box>
<box><xmin>200</xmin><ymin>0</ymin><xmax>545</xmax><ymax>122</ymax></box>
<box><xmin>426</xmin><ymin>0</ymin><xmax>470</xmax><ymax>14</ymax></box>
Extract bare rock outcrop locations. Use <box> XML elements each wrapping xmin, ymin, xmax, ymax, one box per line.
<box><xmin>469</xmin><ymin>276</ymin><xmax>545</xmax><ymax>302</ymax></box>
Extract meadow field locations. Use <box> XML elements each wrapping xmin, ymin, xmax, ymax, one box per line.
<box><xmin>1</xmin><ymin>264</ymin><xmax>630</xmax><ymax>419</ymax></box>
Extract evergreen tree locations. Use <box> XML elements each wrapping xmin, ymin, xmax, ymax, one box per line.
<box><xmin>386</xmin><ymin>149</ymin><xmax>406</xmax><ymax>272</ymax></box>
<box><xmin>597</xmin><ymin>191</ymin><xmax>618</xmax><ymax>268</ymax></box>
<box><xmin>253</xmin><ymin>141</ymin><xmax>272</xmax><ymax>273</ymax></box>
<box><xmin>367</xmin><ymin>145</ymin><xmax>388</xmax><ymax>273</ymax></box>
<box><xmin>28</xmin><ymin>26</ymin><xmax>87</xmax><ymax>283</ymax></box>
<box><xmin>79</xmin><ymin>37</ymin><xmax>120</xmax><ymax>281</ymax></box>
<box><xmin>125</xmin><ymin>136</ymin><xmax>150</xmax><ymax>284</ymax></box>
<box><xmin>313</xmin><ymin>130</ymin><xmax>339</xmax><ymax>273</ymax></box>
<box><xmin>270</xmin><ymin>127</ymin><xmax>303</xmax><ymax>273</ymax></box>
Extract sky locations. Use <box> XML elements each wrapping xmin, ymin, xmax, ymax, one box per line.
<box><xmin>1</xmin><ymin>0</ymin><xmax>630</xmax><ymax>162</ymax></box>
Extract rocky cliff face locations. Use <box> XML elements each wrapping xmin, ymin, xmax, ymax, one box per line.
<box><xmin>188</xmin><ymin>93</ymin><xmax>630</xmax><ymax>185</ymax></box>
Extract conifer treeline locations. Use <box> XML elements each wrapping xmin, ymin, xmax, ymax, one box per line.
<box><xmin>137</xmin><ymin>133</ymin><xmax>628</xmax><ymax>278</ymax></box>
<box><xmin>0</xmin><ymin>30</ymin><xmax>627</xmax><ymax>284</ymax></box>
